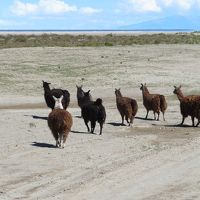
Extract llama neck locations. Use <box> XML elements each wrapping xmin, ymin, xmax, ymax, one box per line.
<box><xmin>54</xmin><ymin>103</ymin><xmax>63</xmax><ymax>109</ymax></box>
<box><xmin>44</xmin><ymin>85</ymin><xmax>51</xmax><ymax>92</ymax></box>
<box><xmin>142</xmin><ymin>88</ymin><xmax>150</xmax><ymax>98</ymax></box>
<box><xmin>116</xmin><ymin>95</ymin><xmax>123</xmax><ymax>104</ymax></box>
<box><xmin>176</xmin><ymin>91</ymin><xmax>184</xmax><ymax>102</ymax></box>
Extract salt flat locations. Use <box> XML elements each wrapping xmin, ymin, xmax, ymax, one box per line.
<box><xmin>0</xmin><ymin>45</ymin><xmax>200</xmax><ymax>200</ymax></box>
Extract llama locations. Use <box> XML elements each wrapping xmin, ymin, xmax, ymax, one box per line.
<box><xmin>115</xmin><ymin>88</ymin><xmax>138</xmax><ymax>126</ymax></box>
<box><xmin>81</xmin><ymin>98</ymin><xmax>106</xmax><ymax>135</ymax></box>
<box><xmin>48</xmin><ymin>96</ymin><xmax>73</xmax><ymax>148</ymax></box>
<box><xmin>76</xmin><ymin>85</ymin><xmax>92</xmax><ymax>108</ymax></box>
<box><xmin>43</xmin><ymin>80</ymin><xmax>70</xmax><ymax>110</ymax></box>
<box><xmin>173</xmin><ymin>85</ymin><xmax>200</xmax><ymax>126</ymax></box>
<box><xmin>140</xmin><ymin>83</ymin><xmax>167</xmax><ymax>121</ymax></box>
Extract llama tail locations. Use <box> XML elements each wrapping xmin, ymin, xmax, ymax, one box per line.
<box><xmin>159</xmin><ymin>95</ymin><xmax>167</xmax><ymax>113</ymax></box>
<box><xmin>130</xmin><ymin>99</ymin><xmax>138</xmax><ymax>117</ymax></box>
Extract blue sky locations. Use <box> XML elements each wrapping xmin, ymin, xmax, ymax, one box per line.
<box><xmin>0</xmin><ymin>0</ymin><xmax>200</xmax><ymax>29</ymax></box>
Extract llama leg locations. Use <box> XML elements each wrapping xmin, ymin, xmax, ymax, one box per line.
<box><xmin>91</xmin><ymin>121</ymin><xmax>96</xmax><ymax>134</ymax></box>
<box><xmin>145</xmin><ymin>110</ymin><xmax>149</xmax><ymax>119</ymax></box>
<box><xmin>84</xmin><ymin>119</ymin><xmax>90</xmax><ymax>132</ymax></box>
<box><xmin>125</xmin><ymin>116</ymin><xmax>130</xmax><ymax>125</ymax></box>
<box><xmin>180</xmin><ymin>116</ymin><xmax>185</xmax><ymax>126</ymax></box>
<box><xmin>153</xmin><ymin>112</ymin><xmax>156</xmax><ymax>120</ymax></box>
<box><xmin>99</xmin><ymin>123</ymin><xmax>103</xmax><ymax>135</ymax></box>
<box><xmin>59</xmin><ymin>134</ymin><xmax>62</xmax><ymax>148</ymax></box>
<box><xmin>129</xmin><ymin>116</ymin><xmax>134</xmax><ymax>127</ymax></box>
<box><xmin>121</xmin><ymin>115</ymin><xmax>125</xmax><ymax>125</ymax></box>
<box><xmin>62</xmin><ymin>133</ymin><xmax>68</xmax><ymax>148</ymax></box>
<box><xmin>163</xmin><ymin>112</ymin><xmax>165</xmax><ymax>121</ymax></box>
<box><xmin>196</xmin><ymin>120</ymin><xmax>200</xmax><ymax>127</ymax></box>
<box><xmin>157</xmin><ymin>111</ymin><xmax>160</xmax><ymax>121</ymax></box>
<box><xmin>52</xmin><ymin>131</ymin><xmax>59</xmax><ymax>147</ymax></box>
<box><xmin>191</xmin><ymin>116</ymin><xmax>195</xmax><ymax>127</ymax></box>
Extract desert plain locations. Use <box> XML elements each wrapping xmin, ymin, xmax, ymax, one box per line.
<box><xmin>0</xmin><ymin>44</ymin><xmax>200</xmax><ymax>199</ymax></box>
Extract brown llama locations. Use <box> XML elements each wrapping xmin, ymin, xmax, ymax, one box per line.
<box><xmin>140</xmin><ymin>83</ymin><xmax>167</xmax><ymax>121</ymax></box>
<box><xmin>48</xmin><ymin>96</ymin><xmax>73</xmax><ymax>148</ymax></box>
<box><xmin>115</xmin><ymin>88</ymin><xmax>138</xmax><ymax>126</ymax></box>
<box><xmin>173</xmin><ymin>85</ymin><xmax>200</xmax><ymax>126</ymax></box>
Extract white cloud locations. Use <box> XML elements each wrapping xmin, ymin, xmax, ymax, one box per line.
<box><xmin>39</xmin><ymin>0</ymin><xmax>77</xmax><ymax>14</ymax></box>
<box><xmin>127</xmin><ymin>0</ymin><xmax>161</xmax><ymax>12</ymax></box>
<box><xmin>161</xmin><ymin>0</ymin><xmax>173</xmax><ymax>6</ymax></box>
<box><xmin>11</xmin><ymin>0</ymin><xmax>38</xmax><ymax>16</ymax></box>
<box><xmin>121</xmin><ymin>0</ymin><xmax>199</xmax><ymax>13</ymax></box>
<box><xmin>11</xmin><ymin>0</ymin><xmax>101</xmax><ymax>16</ymax></box>
<box><xmin>176</xmin><ymin>0</ymin><xmax>194</xmax><ymax>10</ymax></box>
<box><xmin>80</xmin><ymin>7</ymin><xmax>101</xmax><ymax>15</ymax></box>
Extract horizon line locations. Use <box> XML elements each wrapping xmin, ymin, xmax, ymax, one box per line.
<box><xmin>0</xmin><ymin>29</ymin><xmax>195</xmax><ymax>32</ymax></box>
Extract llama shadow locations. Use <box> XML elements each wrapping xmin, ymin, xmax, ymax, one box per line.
<box><xmin>152</xmin><ymin>123</ymin><xmax>193</xmax><ymax>128</ymax></box>
<box><xmin>24</xmin><ymin>115</ymin><xmax>48</xmax><ymax>120</ymax></box>
<box><xmin>75</xmin><ymin>115</ymin><xmax>82</xmax><ymax>119</ymax></box>
<box><xmin>31</xmin><ymin>142</ymin><xmax>56</xmax><ymax>148</ymax></box>
<box><xmin>135</xmin><ymin>116</ymin><xmax>155</xmax><ymax>121</ymax></box>
<box><xmin>32</xmin><ymin>115</ymin><xmax>48</xmax><ymax>120</ymax></box>
<box><xmin>107</xmin><ymin>122</ymin><xmax>127</xmax><ymax>127</ymax></box>
<box><xmin>165</xmin><ymin>124</ymin><xmax>194</xmax><ymax>128</ymax></box>
<box><xmin>71</xmin><ymin>130</ymin><xmax>96</xmax><ymax>135</ymax></box>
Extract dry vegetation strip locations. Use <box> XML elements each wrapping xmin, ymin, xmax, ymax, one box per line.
<box><xmin>1</xmin><ymin>33</ymin><xmax>200</xmax><ymax>48</ymax></box>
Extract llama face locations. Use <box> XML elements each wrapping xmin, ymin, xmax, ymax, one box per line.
<box><xmin>53</xmin><ymin>95</ymin><xmax>63</xmax><ymax>109</ymax></box>
<box><xmin>173</xmin><ymin>85</ymin><xmax>181</xmax><ymax>95</ymax></box>
<box><xmin>42</xmin><ymin>81</ymin><xmax>51</xmax><ymax>88</ymax></box>
<box><xmin>115</xmin><ymin>89</ymin><xmax>122</xmax><ymax>97</ymax></box>
<box><xmin>140</xmin><ymin>83</ymin><xmax>148</xmax><ymax>92</ymax></box>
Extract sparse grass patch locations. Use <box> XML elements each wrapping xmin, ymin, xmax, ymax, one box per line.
<box><xmin>1</xmin><ymin>33</ymin><xmax>200</xmax><ymax>48</ymax></box>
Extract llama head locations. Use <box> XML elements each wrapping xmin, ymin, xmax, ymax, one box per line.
<box><xmin>95</xmin><ymin>98</ymin><xmax>103</xmax><ymax>106</ymax></box>
<box><xmin>76</xmin><ymin>85</ymin><xmax>84</xmax><ymax>97</ymax></box>
<box><xmin>173</xmin><ymin>85</ymin><xmax>182</xmax><ymax>95</ymax></box>
<box><xmin>42</xmin><ymin>80</ymin><xmax>51</xmax><ymax>88</ymax></box>
<box><xmin>115</xmin><ymin>88</ymin><xmax>122</xmax><ymax>97</ymax></box>
<box><xmin>84</xmin><ymin>90</ymin><xmax>91</xmax><ymax>97</ymax></box>
<box><xmin>53</xmin><ymin>95</ymin><xmax>63</xmax><ymax>109</ymax></box>
<box><xmin>76</xmin><ymin>85</ymin><xmax>83</xmax><ymax>89</ymax></box>
<box><xmin>76</xmin><ymin>85</ymin><xmax>83</xmax><ymax>93</ymax></box>
<box><xmin>140</xmin><ymin>83</ymin><xmax>147</xmax><ymax>91</ymax></box>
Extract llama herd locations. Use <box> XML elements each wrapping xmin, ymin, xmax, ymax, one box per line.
<box><xmin>42</xmin><ymin>81</ymin><xmax>200</xmax><ymax>148</ymax></box>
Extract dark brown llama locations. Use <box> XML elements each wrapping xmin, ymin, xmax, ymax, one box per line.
<box><xmin>140</xmin><ymin>83</ymin><xmax>167</xmax><ymax>121</ymax></box>
<box><xmin>173</xmin><ymin>85</ymin><xmax>200</xmax><ymax>126</ymax></box>
<box><xmin>115</xmin><ymin>88</ymin><xmax>138</xmax><ymax>126</ymax></box>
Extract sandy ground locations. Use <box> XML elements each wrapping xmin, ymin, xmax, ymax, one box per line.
<box><xmin>1</xmin><ymin>45</ymin><xmax>200</xmax><ymax>199</ymax></box>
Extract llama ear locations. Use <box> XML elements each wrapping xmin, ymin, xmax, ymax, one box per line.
<box><xmin>52</xmin><ymin>96</ymin><xmax>57</xmax><ymax>101</ymax></box>
<box><xmin>179</xmin><ymin>85</ymin><xmax>182</xmax><ymax>89</ymax></box>
<box><xmin>144</xmin><ymin>83</ymin><xmax>147</xmax><ymax>86</ymax></box>
<box><xmin>174</xmin><ymin>86</ymin><xmax>177</xmax><ymax>89</ymax></box>
<box><xmin>60</xmin><ymin>95</ymin><xmax>63</xmax><ymax>101</ymax></box>
<box><xmin>141</xmin><ymin>83</ymin><xmax>143</xmax><ymax>86</ymax></box>
<box><xmin>119</xmin><ymin>88</ymin><xmax>121</xmax><ymax>90</ymax></box>
<box><xmin>87</xmin><ymin>90</ymin><xmax>90</xmax><ymax>93</ymax></box>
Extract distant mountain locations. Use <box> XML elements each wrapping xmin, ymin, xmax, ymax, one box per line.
<box><xmin>120</xmin><ymin>15</ymin><xmax>200</xmax><ymax>30</ymax></box>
